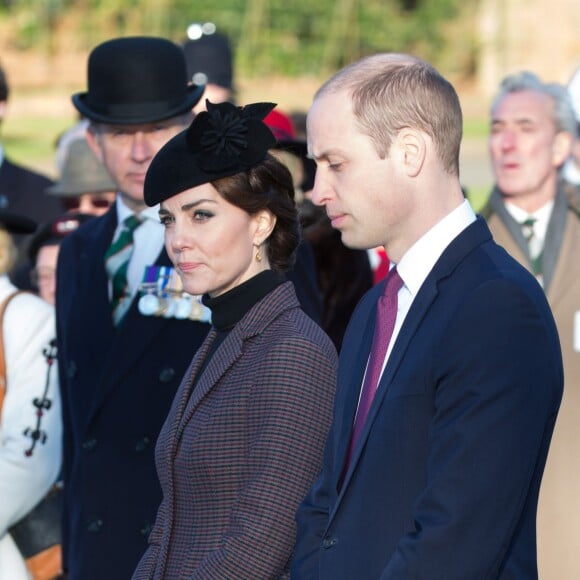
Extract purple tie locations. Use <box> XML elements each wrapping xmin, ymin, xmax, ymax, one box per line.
<box><xmin>344</xmin><ymin>266</ymin><xmax>404</xmax><ymax>472</ymax></box>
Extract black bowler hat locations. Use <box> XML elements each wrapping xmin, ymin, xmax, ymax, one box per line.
<box><xmin>145</xmin><ymin>100</ymin><xmax>277</xmax><ymax>206</ymax></box>
<box><xmin>72</xmin><ymin>36</ymin><xmax>205</xmax><ymax>125</ymax></box>
<box><xmin>0</xmin><ymin>210</ymin><xmax>37</xmax><ymax>234</ymax></box>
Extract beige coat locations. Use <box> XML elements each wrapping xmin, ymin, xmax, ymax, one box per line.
<box><xmin>484</xmin><ymin>185</ymin><xmax>580</xmax><ymax>579</ymax></box>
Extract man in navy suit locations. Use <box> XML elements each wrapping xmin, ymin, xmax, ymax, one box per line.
<box><xmin>292</xmin><ymin>54</ymin><xmax>563</xmax><ymax>579</ymax></box>
<box><xmin>56</xmin><ymin>37</ymin><xmax>210</xmax><ymax>580</ymax></box>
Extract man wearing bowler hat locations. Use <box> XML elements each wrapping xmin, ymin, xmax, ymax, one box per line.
<box><xmin>55</xmin><ymin>36</ymin><xmax>210</xmax><ymax>580</ymax></box>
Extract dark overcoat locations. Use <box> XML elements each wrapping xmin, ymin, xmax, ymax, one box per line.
<box><xmin>56</xmin><ymin>207</ymin><xmax>210</xmax><ymax>580</ymax></box>
<box><xmin>133</xmin><ymin>282</ymin><xmax>337</xmax><ymax>579</ymax></box>
<box><xmin>292</xmin><ymin>218</ymin><xmax>563</xmax><ymax>579</ymax></box>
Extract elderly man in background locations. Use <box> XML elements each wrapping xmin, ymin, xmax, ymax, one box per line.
<box><xmin>482</xmin><ymin>70</ymin><xmax>580</xmax><ymax>579</ymax></box>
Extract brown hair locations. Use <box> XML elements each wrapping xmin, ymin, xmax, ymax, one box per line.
<box><xmin>212</xmin><ymin>154</ymin><xmax>299</xmax><ymax>273</ymax></box>
<box><xmin>316</xmin><ymin>53</ymin><xmax>463</xmax><ymax>176</ymax></box>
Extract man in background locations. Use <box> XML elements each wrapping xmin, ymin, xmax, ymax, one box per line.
<box><xmin>481</xmin><ymin>70</ymin><xmax>580</xmax><ymax>579</ymax></box>
<box><xmin>56</xmin><ymin>36</ymin><xmax>210</xmax><ymax>580</ymax></box>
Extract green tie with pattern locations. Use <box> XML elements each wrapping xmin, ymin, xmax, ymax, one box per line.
<box><xmin>521</xmin><ymin>217</ymin><xmax>542</xmax><ymax>276</ymax></box>
<box><xmin>105</xmin><ymin>214</ymin><xmax>142</xmax><ymax>324</ymax></box>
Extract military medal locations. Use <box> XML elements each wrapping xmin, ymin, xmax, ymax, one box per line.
<box><xmin>137</xmin><ymin>264</ymin><xmax>211</xmax><ymax>323</ymax></box>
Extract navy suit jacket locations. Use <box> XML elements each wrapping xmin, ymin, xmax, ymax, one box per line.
<box><xmin>56</xmin><ymin>207</ymin><xmax>210</xmax><ymax>580</ymax></box>
<box><xmin>292</xmin><ymin>218</ymin><xmax>563</xmax><ymax>579</ymax></box>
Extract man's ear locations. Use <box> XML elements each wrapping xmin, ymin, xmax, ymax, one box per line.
<box><xmin>553</xmin><ymin>131</ymin><xmax>573</xmax><ymax>167</ymax></box>
<box><xmin>396</xmin><ymin>128</ymin><xmax>426</xmax><ymax>177</ymax></box>
<box><xmin>253</xmin><ymin>209</ymin><xmax>277</xmax><ymax>246</ymax></box>
<box><xmin>85</xmin><ymin>126</ymin><xmax>105</xmax><ymax>163</ymax></box>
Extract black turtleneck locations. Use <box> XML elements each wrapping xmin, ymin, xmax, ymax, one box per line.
<box><xmin>196</xmin><ymin>271</ymin><xmax>285</xmax><ymax>374</ymax></box>
<box><xmin>203</xmin><ymin>270</ymin><xmax>285</xmax><ymax>331</ymax></box>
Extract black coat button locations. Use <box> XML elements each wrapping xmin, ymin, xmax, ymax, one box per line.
<box><xmin>321</xmin><ymin>537</ymin><xmax>337</xmax><ymax>549</ymax></box>
<box><xmin>82</xmin><ymin>438</ymin><xmax>97</xmax><ymax>451</ymax></box>
<box><xmin>135</xmin><ymin>436</ymin><xmax>151</xmax><ymax>452</ymax></box>
<box><xmin>67</xmin><ymin>361</ymin><xmax>77</xmax><ymax>379</ymax></box>
<box><xmin>159</xmin><ymin>367</ymin><xmax>176</xmax><ymax>383</ymax></box>
<box><xmin>140</xmin><ymin>523</ymin><xmax>153</xmax><ymax>537</ymax></box>
<box><xmin>87</xmin><ymin>519</ymin><xmax>103</xmax><ymax>533</ymax></box>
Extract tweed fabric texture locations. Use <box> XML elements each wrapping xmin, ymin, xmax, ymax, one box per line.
<box><xmin>133</xmin><ymin>282</ymin><xmax>337</xmax><ymax>579</ymax></box>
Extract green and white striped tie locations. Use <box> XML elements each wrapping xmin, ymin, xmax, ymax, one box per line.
<box><xmin>521</xmin><ymin>216</ymin><xmax>542</xmax><ymax>277</ymax></box>
<box><xmin>104</xmin><ymin>214</ymin><xmax>142</xmax><ymax>325</ymax></box>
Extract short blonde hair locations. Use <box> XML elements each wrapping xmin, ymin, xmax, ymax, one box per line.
<box><xmin>316</xmin><ymin>53</ymin><xmax>463</xmax><ymax>176</ymax></box>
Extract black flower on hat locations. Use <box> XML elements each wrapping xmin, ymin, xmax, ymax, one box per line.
<box><xmin>144</xmin><ymin>100</ymin><xmax>279</xmax><ymax>206</ymax></box>
<box><xmin>186</xmin><ymin>100</ymin><xmax>277</xmax><ymax>172</ymax></box>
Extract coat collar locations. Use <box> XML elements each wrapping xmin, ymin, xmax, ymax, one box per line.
<box><xmin>483</xmin><ymin>183</ymin><xmax>572</xmax><ymax>292</ymax></box>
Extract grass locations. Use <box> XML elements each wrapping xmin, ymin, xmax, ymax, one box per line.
<box><xmin>463</xmin><ymin>117</ymin><xmax>490</xmax><ymax>140</ymax></box>
<box><xmin>466</xmin><ymin>186</ymin><xmax>491</xmax><ymax>212</ymax></box>
<box><xmin>2</xmin><ymin>115</ymin><xmax>76</xmax><ymax>178</ymax></box>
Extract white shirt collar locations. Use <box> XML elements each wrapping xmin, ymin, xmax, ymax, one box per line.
<box><xmin>115</xmin><ymin>196</ymin><xmax>160</xmax><ymax>226</ymax></box>
<box><xmin>504</xmin><ymin>198</ymin><xmax>554</xmax><ymax>249</ymax></box>
<box><xmin>396</xmin><ymin>199</ymin><xmax>477</xmax><ymax>297</ymax></box>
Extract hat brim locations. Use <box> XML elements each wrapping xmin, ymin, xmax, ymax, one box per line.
<box><xmin>71</xmin><ymin>84</ymin><xmax>205</xmax><ymax>125</ymax></box>
<box><xmin>45</xmin><ymin>180</ymin><xmax>117</xmax><ymax>197</ymax></box>
<box><xmin>0</xmin><ymin>211</ymin><xmax>37</xmax><ymax>234</ymax></box>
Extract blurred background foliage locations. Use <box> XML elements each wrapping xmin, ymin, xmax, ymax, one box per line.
<box><xmin>0</xmin><ymin>0</ymin><xmax>493</xmax><ymax>204</ymax></box>
<box><xmin>0</xmin><ymin>0</ymin><xmax>481</xmax><ymax>80</ymax></box>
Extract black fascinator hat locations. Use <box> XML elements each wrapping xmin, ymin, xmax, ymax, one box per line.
<box><xmin>144</xmin><ymin>100</ymin><xmax>277</xmax><ymax>206</ymax></box>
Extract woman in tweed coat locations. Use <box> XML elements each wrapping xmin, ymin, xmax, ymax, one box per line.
<box><xmin>132</xmin><ymin>101</ymin><xmax>337</xmax><ymax>579</ymax></box>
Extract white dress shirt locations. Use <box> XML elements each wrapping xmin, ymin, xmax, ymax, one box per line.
<box><xmin>375</xmin><ymin>199</ymin><xmax>477</xmax><ymax>382</ymax></box>
<box><xmin>503</xmin><ymin>199</ymin><xmax>554</xmax><ymax>262</ymax></box>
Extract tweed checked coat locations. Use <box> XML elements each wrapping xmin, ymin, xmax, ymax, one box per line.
<box><xmin>483</xmin><ymin>183</ymin><xmax>580</xmax><ymax>579</ymax></box>
<box><xmin>133</xmin><ymin>281</ymin><xmax>337</xmax><ymax>580</ymax></box>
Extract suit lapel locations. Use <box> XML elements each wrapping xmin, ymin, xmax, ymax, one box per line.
<box><xmin>175</xmin><ymin>327</ymin><xmax>245</xmax><ymax>442</ymax></box>
<box><xmin>161</xmin><ymin>329</ymin><xmax>217</xmax><ymax>469</ymax></box>
<box><xmin>541</xmin><ymin>186</ymin><xmax>567</xmax><ymax>293</ymax></box>
<box><xmin>331</xmin><ymin>285</ymin><xmax>381</xmax><ymax>489</ymax></box>
<box><xmin>76</xmin><ymin>209</ymin><xmax>117</xmax><ymax>361</ymax></box>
